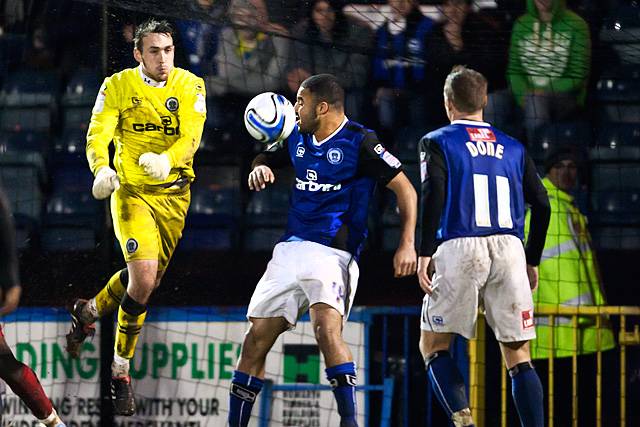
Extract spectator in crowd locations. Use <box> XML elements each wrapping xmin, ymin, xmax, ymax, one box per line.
<box><xmin>524</xmin><ymin>147</ymin><xmax>616</xmax><ymax>426</ymax></box>
<box><xmin>287</xmin><ymin>0</ymin><xmax>371</xmax><ymax>121</ymax></box>
<box><xmin>175</xmin><ymin>0</ymin><xmax>224</xmax><ymax>77</ymax></box>
<box><xmin>507</xmin><ymin>0</ymin><xmax>591</xmax><ymax>143</ymax></box>
<box><xmin>206</xmin><ymin>0</ymin><xmax>289</xmax><ymax>130</ymax></box>
<box><xmin>525</xmin><ymin>147</ymin><xmax>615</xmax><ymax>360</ymax></box>
<box><xmin>427</xmin><ymin>0</ymin><xmax>511</xmax><ymax>127</ymax></box>
<box><xmin>372</xmin><ymin>0</ymin><xmax>434</xmax><ymax>134</ymax></box>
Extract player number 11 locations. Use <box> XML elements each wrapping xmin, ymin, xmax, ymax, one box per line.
<box><xmin>473</xmin><ymin>174</ymin><xmax>513</xmax><ymax>229</ymax></box>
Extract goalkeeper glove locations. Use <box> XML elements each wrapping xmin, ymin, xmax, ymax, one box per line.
<box><xmin>138</xmin><ymin>152</ymin><xmax>171</xmax><ymax>181</ymax></box>
<box><xmin>92</xmin><ymin>167</ymin><xmax>120</xmax><ymax>200</ymax></box>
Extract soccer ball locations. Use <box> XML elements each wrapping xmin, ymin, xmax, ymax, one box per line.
<box><xmin>244</xmin><ymin>92</ymin><xmax>296</xmax><ymax>143</ymax></box>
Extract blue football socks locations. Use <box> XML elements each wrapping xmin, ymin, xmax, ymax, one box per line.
<box><xmin>510</xmin><ymin>361</ymin><xmax>544</xmax><ymax>427</ymax></box>
<box><xmin>426</xmin><ymin>350</ymin><xmax>475</xmax><ymax>426</ymax></box>
<box><xmin>326</xmin><ymin>362</ymin><xmax>358</xmax><ymax>427</ymax></box>
<box><xmin>228</xmin><ymin>370</ymin><xmax>264</xmax><ymax>427</ymax></box>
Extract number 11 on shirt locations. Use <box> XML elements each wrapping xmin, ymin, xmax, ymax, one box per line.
<box><xmin>473</xmin><ymin>173</ymin><xmax>513</xmax><ymax>229</ymax></box>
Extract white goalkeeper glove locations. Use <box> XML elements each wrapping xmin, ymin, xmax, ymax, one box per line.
<box><xmin>138</xmin><ymin>152</ymin><xmax>171</xmax><ymax>181</ymax></box>
<box><xmin>91</xmin><ymin>167</ymin><xmax>120</xmax><ymax>200</ymax></box>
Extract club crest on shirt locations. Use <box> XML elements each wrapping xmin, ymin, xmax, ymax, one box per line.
<box><xmin>327</xmin><ymin>148</ymin><xmax>343</xmax><ymax>165</ymax></box>
<box><xmin>126</xmin><ymin>238</ymin><xmax>138</xmax><ymax>254</ymax></box>
<box><xmin>165</xmin><ymin>97</ymin><xmax>179</xmax><ymax>112</ymax></box>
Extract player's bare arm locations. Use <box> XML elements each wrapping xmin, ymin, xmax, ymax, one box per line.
<box><xmin>386</xmin><ymin>172</ymin><xmax>417</xmax><ymax>278</ymax></box>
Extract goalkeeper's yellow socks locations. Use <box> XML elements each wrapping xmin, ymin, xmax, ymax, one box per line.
<box><xmin>113</xmin><ymin>293</ymin><xmax>147</xmax><ymax>375</ymax></box>
<box><xmin>87</xmin><ymin>269</ymin><xmax>128</xmax><ymax>321</ymax></box>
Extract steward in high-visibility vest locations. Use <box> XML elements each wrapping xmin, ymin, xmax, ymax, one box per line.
<box><xmin>525</xmin><ymin>170</ymin><xmax>615</xmax><ymax>359</ymax></box>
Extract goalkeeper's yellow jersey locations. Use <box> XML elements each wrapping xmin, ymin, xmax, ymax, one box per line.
<box><xmin>86</xmin><ymin>66</ymin><xmax>206</xmax><ymax>187</ymax></box>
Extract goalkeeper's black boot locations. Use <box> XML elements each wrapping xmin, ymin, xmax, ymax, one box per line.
<box><xmin>65</xmin><ymin>299</ymin><xmax>95</xmax><ymax>358</ymax></box>
<box><xmin>111</xmin><ymin>375</ymin><xmax>136</xmax><ymax>416</ymax></box>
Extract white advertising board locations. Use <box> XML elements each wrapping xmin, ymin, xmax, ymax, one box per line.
<box><xmin>1</xmin><ymin>308</ymin><xmax>366</xmax><ymax>427</ymax></box>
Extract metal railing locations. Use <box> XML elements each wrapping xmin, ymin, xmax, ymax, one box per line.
<box><xmin>468</xmin><ymin>305</ymin><xmax>640</xmax><ymax>427</ymax></box>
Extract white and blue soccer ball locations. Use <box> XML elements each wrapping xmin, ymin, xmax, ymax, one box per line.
<box><xmin>244</xmin><ymin>92</ymin><xmax>296</xmax><ymax>143</ymax></box>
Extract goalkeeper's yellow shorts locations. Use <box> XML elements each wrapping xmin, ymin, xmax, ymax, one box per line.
<box><xmin>110</xmin><ymin>183</ymin><xmax>190</xmax><ymax>270</ymax></box>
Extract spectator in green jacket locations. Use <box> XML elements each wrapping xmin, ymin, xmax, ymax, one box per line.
<box><xmin>507</xmin><ymin>0</ymin><xmax>591</xmax><ymax>143</ymax></box>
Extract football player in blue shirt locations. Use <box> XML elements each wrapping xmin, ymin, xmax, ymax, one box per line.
<box><xmin>417</xmin><ymin>66</ymin><xmax>550</xmax><ymax>427</ymax></box>
<box><xmin>228</xmin><ymin>74</ymin><xmax>418</xmax><ymax>427</ymax></box>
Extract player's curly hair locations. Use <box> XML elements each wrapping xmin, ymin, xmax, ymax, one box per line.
<box><xmin>134</xmin><ymin>19</ymin><xmax>174</xmax><ymax>52</ymax></box>
<box><xmin>444</xmin><ymin>65</ymin><xmax>488</xmax><ymax>113</ymax></box>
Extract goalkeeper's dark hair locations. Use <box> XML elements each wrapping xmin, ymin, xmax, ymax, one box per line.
<box><xmin>444</xmin><ymin>65</ymin><xmax>488</xmax><ymax>113</ymax></box>
<box><xmin>301</xmin><ymin>74</ymin><xmax>344</xmax><ymax>110</ymax></box>
<box><xmin>134</xmin><ymin>19</ymin><xmax>174</xmax><ymax>52</ymax></box>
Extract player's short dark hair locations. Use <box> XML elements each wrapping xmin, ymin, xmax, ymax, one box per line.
<box><xmin>301</xmin><ymin>74</ymin><xmax>345</xmax><ymax>110</ymax></box>
<box><xmin>134</xmin><ymin>19</ymin><xmax>174</xmax><ymax>52</ymax></box>
<box><xmin>444</xmin><ymin>65</ymin><xmax>488</xmax><ymax>113</ymax></box>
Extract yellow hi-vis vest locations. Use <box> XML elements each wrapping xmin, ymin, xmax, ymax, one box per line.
<box><xmin>525</xmin><ymin>178</ymin><xmax>616</xmax><ymax>359</ymax></box>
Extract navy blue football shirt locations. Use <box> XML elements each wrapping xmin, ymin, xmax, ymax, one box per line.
<box><xmin>425</xmin><ymin>120</ymin><xmax>526</xmax><ymax>241</ymax></box>
<box><xmin>255</xmin><ymin>118</ymin><xmax>403</xmax><ymax>258</ymax></box>
<box><xmin>419</xmin><ymin>119</ymin><xmax>550</xmax><ymax>265</ymax></box>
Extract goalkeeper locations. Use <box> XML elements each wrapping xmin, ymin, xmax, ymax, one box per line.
<box><xmin>64</xmin><ymin>18</ymin><xmax>206</xmax><ymax>416</ymax></box>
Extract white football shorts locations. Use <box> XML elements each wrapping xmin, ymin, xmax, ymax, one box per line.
<box><xmin>420</xmin><ymin>234</ymin><xmax>536</xmax><ymax>343</ymax></box>
<box><xmin>247</xmin><ymin>241</ymin><xmax>359</xmax><ymax>327</ymax></box>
